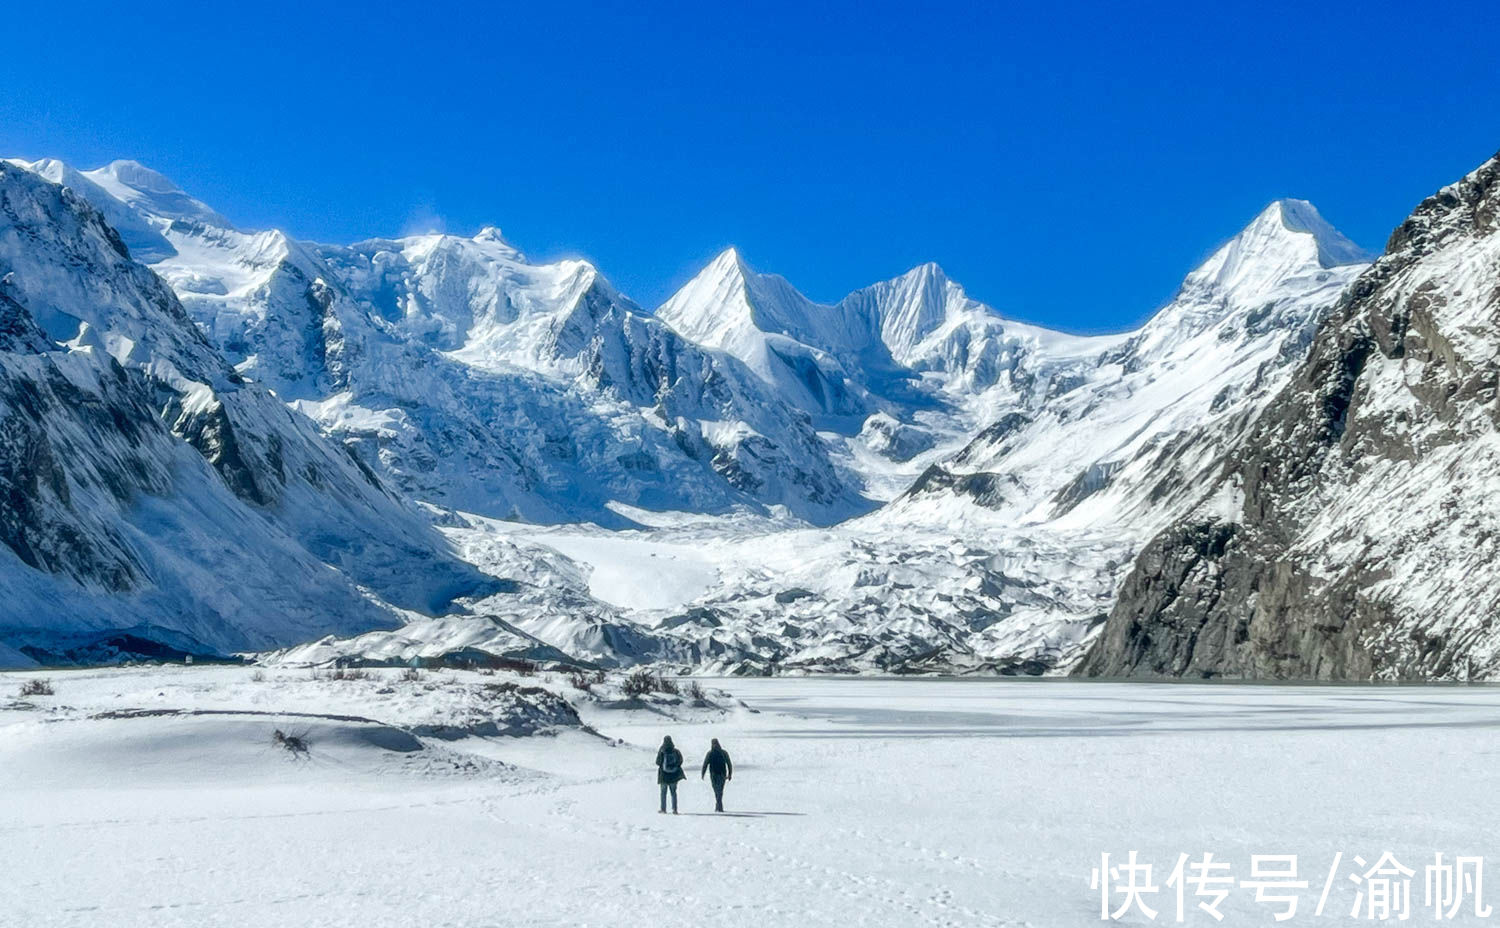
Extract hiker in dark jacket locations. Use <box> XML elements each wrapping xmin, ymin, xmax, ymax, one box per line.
<box><xmin>656</xmin><ymin>736</ymin><xmax>685</xmax><ymax>814</ymax></box>
<box><xmin>701</xmin><ymin>738</ymin><xmax>733</xmax><ymax>812</ymax></box>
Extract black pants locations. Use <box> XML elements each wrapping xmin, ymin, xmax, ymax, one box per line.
<box><xmin>710</xmin><ymin>775</ymin><xmax>727</xmax><ymax>811</ymax></box>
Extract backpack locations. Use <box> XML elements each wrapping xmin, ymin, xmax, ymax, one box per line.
<box><xmin>661</xmin><ymin>750</ymin><xmax>681</xmax><ymax>776</ymax></box>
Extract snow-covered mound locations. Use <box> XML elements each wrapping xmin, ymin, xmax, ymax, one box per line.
<box><xmin>2</xmin><ymin>664</ymin><xmax>595</xmax><ymax>764</ymax></box>
<box><xmin>1082</xmin><ymin>151</ymin><xmax>1500</xmax><ymax>680</ymax></box>
<box><xmin>0</xmin><ymin>163</ymin><xmax>488</xmax><ymax>666</ymax></box>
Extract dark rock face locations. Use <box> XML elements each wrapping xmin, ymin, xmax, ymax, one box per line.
<box><xmin>952</xmin><ymin>412</ymin><xmax>1031</xmax><ymax>465</ymax></box>
<box><xmin>1080</xmin><ymin>152</ymin><xmax>1500</xmax><ymax>681</ymax></box>
<box><xmin>1050</xmin><ymin>460</ymin><xmax>1124</xmax><ymax>516</ymax></box>
<box><xmin>903</xmin><ymin>465</ymin><xmax>1016</xmax><ymax>510</ymax></box>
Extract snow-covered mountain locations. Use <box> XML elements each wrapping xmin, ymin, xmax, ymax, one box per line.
<box><xmin>1082</xmin><ymin>151</ymin><xmax>1500</xmax><ymax>681</ymax></box>
<box><xmin>656</xmin><ymin>247</ymin><xmax>1121</xmax><ymax>499</ymax></box>
<box><xmin>5</xmin><ymin>152</ymin><xmax>1405</xmax><ymax>678</ymax></box>
<box><xmin>281</xmin><ymin>197</ymin><xmax>1376</xmax><ymax>675</ymax></box>
<box><xmin>0</xmin><ymin>163</ymin><xmax>491</xmax><ymax>666</ymax></box>
<box><xmin>604</xmin><ymin>198</ymin><xmax>1371</xmax><ymax>673</ymax></box>
<box><xmin>7</xmin><ymin>159</ymin><xmax>868</xmax><ymax>529</ymax></box>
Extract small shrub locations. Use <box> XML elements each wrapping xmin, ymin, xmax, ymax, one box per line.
<box><xmin>250</xmin><ymin>669</ymin><xmax>267</xmax><ymax>683</ymax></box>
<box><xmin>568</xmin><ymin>671</ymin><xmax>594</xmax><ymax>692</ymax></box>
<box><xmin>684</xmin><ymin>680</ymin><xmax>706</xmax><ymax>701</ymax></box>
<box><xmin>623</xmin><ymin>668</ymin><xmax>656</xmax><ymax>698</ymax></box>
<box><xmin>272</xmin><ymin>729</ymin><xmax>309</xmax><ymax>756</ymax></box>
<box><xmin>328</xmin><ymin>666</ymin><xmax>369</xmax><ymax>681</ymax></box>
<box><xmin>18</xmin><ymin>678</ymin><xmax>54</xmax><ymax>697</ymax></box>
<box><xmin>623</xmin><ymin>669</ymin><xmax>683</xmax><ymax>697</ymax></box>
<box><xmin>512</xmin><ymin>661</ymin><xmax>536</xmax><ymax>677</ymax></box>
<box><xmin>399</xmin><ymin>667</ymin><xmax>422</xmax><ymax>682</ymax></box>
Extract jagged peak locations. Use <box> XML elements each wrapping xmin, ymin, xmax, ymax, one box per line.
<box><xmin>656</xmin><ymin>246</ymin><xmax>827</xmax><ymax>353</ymax></box>
<box><xmin>876</xmin><ymin>261</ymin><xmax>961</xmax><ymax>306</ymax></box>
<box><xmin>473</xmin><ymin>225</ymin><xmax>508</xmax><ymax>244</ymax></box>
<box><xmin>710</xmin><ymin>245</ymin><xmax>746</xmax><ymax>267</ymax></box>
<box><xmin>1182</xmin><ymin>199</ymin><xmax>1371</xmax><ymax>300</ymax></box>
<box><xmin>658</xmin><ymin>248</ymin><xmax>751</xmax><ymax>313</ymax></box>
<box><xmin>896</xmin><ymin>260</ymin><xmax>948</xmax><ymax>283</ymax></box>
<box><xmin>470</xmin><ymin>225</ymin><xmax>525</xmax><ymax>261</ymax></box>
<box><xmin>691</xmin><ymin>246</ymin><xmax>752</xmax><ymax>290</ymax></box>
<box><xmin>1266</xmin><ymin>198</ymin><xmax>1372</xmax><ymax>268</ymax></box>
<box><xmin>1385</xmin><ymin>150</ymin><xmax>1500</xmax><ymax>256</ymax></box>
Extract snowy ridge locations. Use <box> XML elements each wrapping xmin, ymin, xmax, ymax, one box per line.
<box><xmin>99</xmin><ymin>194</ymin><xmax>870</xmax><ymax>527</ymax></box>
<box><xmin>657</xmin><ymin>248</ymin><xmax>1127</xmax><ymax>502</ymax></box>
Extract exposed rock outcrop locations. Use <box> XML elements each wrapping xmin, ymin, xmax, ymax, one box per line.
<box><xmin>1081</xmin><ymin>151</ymin><xmax>1500</xmax><ymax>680</ymax></box>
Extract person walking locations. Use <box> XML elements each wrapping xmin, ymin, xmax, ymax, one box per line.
<box><xmin>656</xmin><ymin>735</ymin><xmax>685</xmax><ymax>814</ymax></box>
<box><xmin>700</xmin><ymin>738</ymin><xmax>733</xmax><ymax>812</ymax></box>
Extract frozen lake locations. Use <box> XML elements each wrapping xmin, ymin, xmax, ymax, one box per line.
<box><xmin>5</xmin><ymin>672</ymin><xmax>1500</xmax><ymax>926</ymax></box>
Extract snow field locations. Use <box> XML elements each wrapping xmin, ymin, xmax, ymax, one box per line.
<box><xmin>5</xmin><ymin>671</ymin><xmax>1499</xmax><ymax>926</ymax></box>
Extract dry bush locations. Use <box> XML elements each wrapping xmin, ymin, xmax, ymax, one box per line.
<box><xmin>18</xmin><ymin>678</ymin><xmax>54</xmax><ymax>697</ymax></box>
<box><xmin>250</xmin><ymin>669</ymin><xmax>267</xmax><ymax>683</ymax></box>
<box><xmin>272</xmin><ymin>729</ymin><xmax>309</xmax><ymax>756</ymax></box>
<box><xmin>328</xmin><ymin>667</ymin><xmax>370</xmax><ymax>681</ymax></box>
<box><xmin>399</xmin><ymin>667</ymin><xmax>422</xmax><ymax>682</ymax></box>
<box><xmin>623</xmin><ymin>669</ymin><xmax>681</xmax><ymax>697</ymax></box>
<box><xmin>623</xmin><ymin>668</ymin><xmax>656</xmax><ymax>697</ymax></box>
<box><xmin>684</xmin><ymin>680</ymin><xmax>706</xmax><ymax>701</ymax></box>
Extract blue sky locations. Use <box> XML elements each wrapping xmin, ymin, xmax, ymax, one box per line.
<box><xmin>2</xmin><ymin>0</ymin><xmax>1497</xmax><ymax>332</ymax></box>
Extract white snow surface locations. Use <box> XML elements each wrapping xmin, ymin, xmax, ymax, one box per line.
<box><xmin>5</xmin><ymin>668</ymin><xmax>1499</xmax><ymax>926</ymax></box>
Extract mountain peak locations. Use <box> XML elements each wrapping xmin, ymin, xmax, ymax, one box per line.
<box><xmin>655</xmin><ymin>247</ymin><xmax>759</xmax><ymax>350</ymax></box>
<box><xmin>706</xmin><ymin>245</ymin><xmax>749</xmax><ymax>275</ymax></box>
<box><xmin>893</xmin><ymin>260</ymin><xmax>951</xmax><ymax>288</ymax></box>
<box><xmin>472</xmin><ymin>226</ymin><xmax>524</xmax><ymax>260</ymax></box>
<box><xmin>100</xmin><ymin>159</ymin><xmax>185</xmax><ymax>196</ymax></box>
<box><xmin>1183</xmin><ymin>199</ymin><xmax>1371</xmax><ymax>300</ymax></box>
<box><xmin>81</xmin><ymin>160</ymin><xmax>233</xmax><ymax>230</ymax></box>
<box><xmin>1265</xmin><ymin>198</ymin><xmax>1371</xmax><ymax>268</ymax></box>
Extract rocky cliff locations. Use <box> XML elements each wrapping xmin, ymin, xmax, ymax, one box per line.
<box><xmin>1080</xmin><ymin>152</ymin><xmax>1500</xmax><ymax>680</ymax></box>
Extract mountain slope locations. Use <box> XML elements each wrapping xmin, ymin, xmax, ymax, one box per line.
<box><xmin>1080</xmin><ymin>153</ymin><xmax>1500</xmax><ymax>681</ymax></box>
<box><xmin>0</xmin><ymin>163</ymin><xmax>487</xmax><ymax>665</ymax></box>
